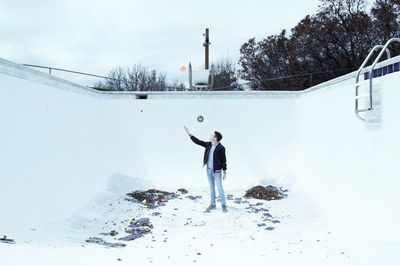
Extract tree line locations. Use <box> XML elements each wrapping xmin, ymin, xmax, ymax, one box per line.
<box><xmin>239</xmin><ymin>0</ymin><xmax>400</xmax><ymax>90</ymax></box>
<box><xmin>95</xmin><ymin>0</ymin><xmax>400</xmax><ymax>91</ymax></box>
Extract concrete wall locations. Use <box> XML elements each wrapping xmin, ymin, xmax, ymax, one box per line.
<box><xmin>296</xmin><ymin>71</ymin><xmax>400</xmax><ymax>239</ymax></box>
<box><xmin>1</xmin><ymin>57</ymin><xmax>399</xmax><ymax>240</ymax></box>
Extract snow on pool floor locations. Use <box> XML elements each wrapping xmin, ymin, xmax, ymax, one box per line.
<box><xmin>1</xmin><ymin>178</ymin><xmax>399</xmax><ymax>266</ymax></box>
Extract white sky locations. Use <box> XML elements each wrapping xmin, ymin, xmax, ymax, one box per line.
<box><xmin>0</xmin><ymin>0</ymin><xmax>320</xmax><ymax>85</ymax></box>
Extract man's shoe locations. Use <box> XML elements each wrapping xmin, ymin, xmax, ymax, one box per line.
<box><xmin>205</xmin><ymin>204</ymin><xmax>216</xmax><ymax>212</ymax></box>
<box><xmin>222</xmin><ymin>205</ymin><xmax>228</xmax><ymax>213</ymax></box>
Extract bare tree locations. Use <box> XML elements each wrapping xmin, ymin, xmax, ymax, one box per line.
<box><xmin>211</xmin><ymin>58</ymin><xmax>241</xmax><ymax>90</ymax></box>
<box><xmin>168</xmin><ymin>81</ymin><xmax>187</xmax><ymax>91</ymax></box>
<box><xmin>95</xmin><ymin>65</ymin><xmax>168</xmax><ymax>91</ymax></box>
<box><xmin>371</xmin><ymin>0</ymin><xmax>400</xmax><ymax>45</ymax></box>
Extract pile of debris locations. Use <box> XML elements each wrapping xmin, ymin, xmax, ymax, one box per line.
<box><xmin>177</xmin><ymin>188</ymin><xmax>188</xmax><ymax>194</ymax></box>
<box><xmin>87</xmin><ymin>217</ymin><xmax>154</xmax><ymax>247</ymax></box>
<box><xmin>85</xmin><ymin>237</ymin><xmax>126</xmax><ymax>248</ymax></box>
<box><xmin>126</xmin><ymin>189</ymin><xmax>178</xmax><ymax>208</ymax></box>
<box><xmin>244</xmin><ymin>185</ymin><xmax>287</xmax><ymax>201</ymax></box>
<box><xmin>119</xmin><ymin>217</ymin><xmax>153</xmax><ymax>241</ymax></box>
<box><xmin>0</xmin><ymin>235</ymin><xmax>15</xmax><ymax>244</ymax></box>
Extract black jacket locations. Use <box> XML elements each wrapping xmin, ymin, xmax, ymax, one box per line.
<box><xmin>190</xmin><ymin>135</ymin><xmax>227</xmax><ymax>172</ymax></box>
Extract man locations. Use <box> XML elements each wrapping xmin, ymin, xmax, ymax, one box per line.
<box><xmin>184</xmin><ymin>126</ymin><xmax>228</xmax><ymax>213</ymax></box>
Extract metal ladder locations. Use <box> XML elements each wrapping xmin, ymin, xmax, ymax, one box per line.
<box><xmin>355</xmin><ymin>38</ymin><xmax>400</xmax><ymax>121</ymax></box>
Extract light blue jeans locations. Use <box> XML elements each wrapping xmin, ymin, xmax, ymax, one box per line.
<box><xmin>206</xmin><ymin>168</ymin><xmax>226</xmax><ymax>206</ymax></box>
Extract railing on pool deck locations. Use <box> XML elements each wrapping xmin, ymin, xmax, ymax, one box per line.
<box><xmin>21</xmin><ymin>63</ymin><xmax>116</xmax><ymax>81</ymax></box>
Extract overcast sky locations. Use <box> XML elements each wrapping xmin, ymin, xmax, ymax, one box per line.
<box><xmin>0</xmin><ymin>0</ymin><xmax>320</xmax><ymax>85</ymax></box>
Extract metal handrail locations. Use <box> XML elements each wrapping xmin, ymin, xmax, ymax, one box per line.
<box><xmin>355</xmin><ymin>45</ymin><xmax>390</xmax><ymax>121</ymax></box>
<box><xmin>368</xmin><ymin>38</ymin><xmax>400</xmax><ymax>105</ymax></box>
<box><xmin>355</xmin><ymin>45</ymin><xmax>390</xmax><ymax>84</ymax></box>
<box><xmin>355</xmin><ymin>38</ymin><xmax>400</xmax><ymax>122</ymax></box>
<box><xmin>22</xmin><ymin>63</ymin><xmax>121</xmax><ymax>81</ymax></box>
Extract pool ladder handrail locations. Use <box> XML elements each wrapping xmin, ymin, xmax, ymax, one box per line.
<box><xmin>355</xmin><ymin>45</ymin><xmax>390</xmax><ymax>121</ymax></box>
<box><xmin>355</xmin><ymin>38</ymin><xmax>400</xmax><ymax>121</ymax></box>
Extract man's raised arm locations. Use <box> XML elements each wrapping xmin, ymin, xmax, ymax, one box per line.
<box><xmin>184</xmin><ymin>126</ymin><xmax>208</xmax><ymax>148</ymax></box>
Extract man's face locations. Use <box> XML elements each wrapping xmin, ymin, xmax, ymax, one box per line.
<box><xmin>209</xmin><ymin>132</ymin><xmax>216</xmax><ymax>142</ymax></box>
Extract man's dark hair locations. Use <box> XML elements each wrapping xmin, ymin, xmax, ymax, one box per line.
<box><xmin>214</xmin><ymin>131</ymin><xmax>223</xmax><ymax>142</ymax></box>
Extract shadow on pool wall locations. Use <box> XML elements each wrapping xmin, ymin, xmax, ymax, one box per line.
<box><xmin>0</xmin><ymin>57</ymin><xmax>399</xmax><ymax>240</ymax></box>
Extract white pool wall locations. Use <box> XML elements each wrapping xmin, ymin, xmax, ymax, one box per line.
<box><xmin>0</xmin><ymin>57</ymin><xmax>399</xmax><ymax>241</ymax></box>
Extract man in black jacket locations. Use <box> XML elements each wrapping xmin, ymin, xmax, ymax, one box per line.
<box><xmin>184</xmin><ymin>126</ymin><xmax>227</xmax><ymax>213</ymax></box>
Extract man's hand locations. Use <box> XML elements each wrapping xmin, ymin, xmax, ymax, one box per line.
<box><xmin>184</xmin><ymin>126</ymin><xmax>191</xmax><ymax>136</ymax></box>
<box><xmin>223</xmin><ymin>172</ymin><xmax>227</xmax><ymax>180</ymax></box>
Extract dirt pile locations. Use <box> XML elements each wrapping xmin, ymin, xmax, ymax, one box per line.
<box><xmin>244</xmin><ymin>185</ymin><xmax>287</xmax><ymax>201</ymax></box>
<box><xmin>126</xmin><ymin>189</ymin><xmax>178</xmax><ymax>208</ymax></box>
<box><xmin>177</xmin><ymin>188</ymin><xmax>188</xmax><ymax>194</ymax></box>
